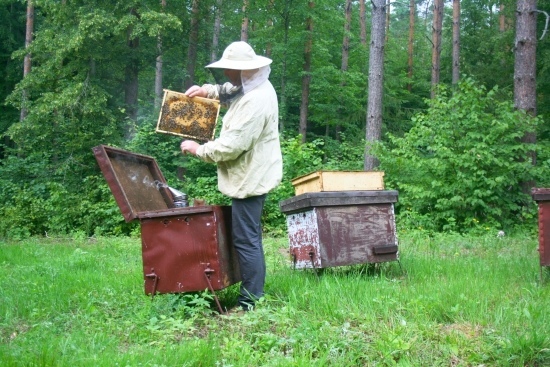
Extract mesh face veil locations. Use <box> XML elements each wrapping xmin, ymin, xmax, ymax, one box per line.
<box><xmin>210</xmin><ymin>68</ymin><xmax>243</xmax><ymax>105</ymax></box>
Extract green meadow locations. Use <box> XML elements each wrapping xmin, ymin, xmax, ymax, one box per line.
<box><xmin>1</xmin><ymin>231</ymin><xmax>549</xmax><ymax>366</ymax></box>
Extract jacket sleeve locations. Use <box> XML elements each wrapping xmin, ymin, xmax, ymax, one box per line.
<box><xmin>203</xmin><ymin>82</ymin><xmax>236</xmax><ymax>100</ymax></box>
<box><xmin>196</xmin><ymin>94</ymin><xmax>267</xmax><ymax>163</ymax></box>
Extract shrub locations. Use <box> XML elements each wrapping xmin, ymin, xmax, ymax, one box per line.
<box><xmin>377</xmin><ymin>78</ymin><xmax>544</xmax><ymax>232</ymax></box>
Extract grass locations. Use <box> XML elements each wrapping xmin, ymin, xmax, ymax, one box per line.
<box><xmin>0</xmin><ymin>230</ymin><xmax>549</xmax><ymax>366</ymax></box>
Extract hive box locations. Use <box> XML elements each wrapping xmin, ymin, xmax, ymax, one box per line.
<box><xmin>291</xmin><ymin>171</ymin><xmax>384</xmax><ymax>196</ymax></box>
<box><xmin>93</xmin><ymin>145</ymin><xmax>240</xmax><ymax>296</ymax></box>
<box><xmin>279</xmin><ymin>190</ymin><xmax>399</xmax><ymax>269</ymax></box>
<box><xmin>532</xmin><ymin>188</ymin><xmax>550</xmax><ymax>268</ymax></box>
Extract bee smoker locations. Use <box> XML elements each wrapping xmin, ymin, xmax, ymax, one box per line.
<box><xmin>155</xmin><ymin>180</ymin><xmax>188</xmax><ymax>207</ymax></box>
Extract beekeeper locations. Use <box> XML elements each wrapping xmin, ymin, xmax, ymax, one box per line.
<box><xmin>181</xmin><ymin>41</ymin><xmax>283</xmax><ymax>312</ymax></box>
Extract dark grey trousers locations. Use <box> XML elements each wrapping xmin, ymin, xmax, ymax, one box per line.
<box><xmin>231</xmin><ymin>194</ymin><xmax>267</xmax><ymax>309</ymax></box>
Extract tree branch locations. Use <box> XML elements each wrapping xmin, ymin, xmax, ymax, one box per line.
<box><xmin>534</xmin><ymin>9</ymin><xmax>549</xmax><ymax>40</ymax></box>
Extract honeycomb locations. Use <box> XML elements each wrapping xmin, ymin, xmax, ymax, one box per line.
<box><xmin>156</xmin><ymin>89</ymin><xmax>220</xmax><ymax>142</ymax></box>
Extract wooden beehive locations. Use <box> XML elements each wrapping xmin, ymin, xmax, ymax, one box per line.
<box><xmin>279</xmin><ymin>190</ymin><xmax>399</xmax><ymax>269</ymax></box>
<box><xmin>156</xmin><ymin>89</ymin><xmax>220</xmax><ymax>142</ymax></box>
<box><xmin>291</xmin><ymin>171</ymin><xmax>385</xmax><ymax>196</ymax></box>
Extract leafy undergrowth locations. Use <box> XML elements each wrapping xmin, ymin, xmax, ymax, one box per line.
<box><xmin>1</xmin><ymin>231</ymin><xmax>549</xmax><ymax>366</ymax></box>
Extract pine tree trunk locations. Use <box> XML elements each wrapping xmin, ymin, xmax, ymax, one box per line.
<box><xmin>241</xmin><ymin>0</ymin><xmax>249</xmax><ymax>42</ymax></box>
<box><xmin>499</xmin><ymin>3</ymin><xmax>506</xmax><ymax>32</ymax></box>
<box><xmin>337</xmin><ymin>0</ymin><xmax>352</xmax><ymax>140</ymax></box>
<box><xmin>407</xmin><ymin>0</ymin><xmax>415</xmax><ymax>92</ymax></box>
<box><xmin>452</xmin><ymin>0</ymin><xmax>460</xmax><ymax>85</ymax></box>
<box><xmin>385</xmin><ymin>0</ymin><xmax>390</xmax><ymax>43</ymax></box>
<box><xmin>299</xmin><ymin>1</ymin><xmax>314</xmax><ymax>143</ymax></box>
<box><xmin>514</xmin><ymin>0</ymin><xmax>537</xmax><ymax>190</ymax></box>
<box><xmin>266</xmin><ymin>0</ymin><xmax>275</xmax><ymax>58</ymax></box>
<box><xmin>359</xmin><ymin>0</ymin><xmax>367</xmax><ymax>47</ymax></box>
<box><xmin>20</xmin><ymin>0</ymin><xmax>34</xmax><ymax>121</ymax></box>
<box><xmin>184</xmin><ymin>0</ymin><xmax>199</xmax><ymax>90</ymax></box>
<box><xmin>431</xmin><ymin>0</ymin><xmax>443</xmax><ymax>98</ymax></box>
<box><xmin>279</xmin><ymin>1</ymin><xmax>293</xmax><ymax>133</ymax></box>
<box><xmin>212</xmin><ymin>0</ymin><xmax>222</xmax><ymax>62</ymax></box>
<box><xmin>364</xmin><ymin>0</ymin><xmax>386</xmax><ymax>170</ymax></box>
<box><xmin>124</xmin><ymin>8</ymin><xmax>140</xmax><ymax>139</ymax></box>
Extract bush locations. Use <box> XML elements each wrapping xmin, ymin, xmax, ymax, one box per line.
<box><xmin>377</xmin><ymin>78</ymin><xmax>544</xmax><ymax>232</ymax></box>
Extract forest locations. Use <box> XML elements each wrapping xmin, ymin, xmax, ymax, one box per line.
<box><xmin>0</xmin><ymin>0</ymin><xmax>549</xmax><ymax>239</ymax></box>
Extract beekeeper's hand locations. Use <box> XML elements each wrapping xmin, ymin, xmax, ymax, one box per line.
<box><xmin>184</xmin><ymin>85</ymin><xmax>208</xmax><ymax>98</ymax></box>
<box><xmin>180</xmin><ymin>140</ymin><xmax>200</xmax><ymax>156</ymax></box>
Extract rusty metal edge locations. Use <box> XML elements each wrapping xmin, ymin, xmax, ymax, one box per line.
<box><xmin>136</xmin><ymin>205</ymin><xmax>218</xmax><ymax>219</ymax></box>
<box><xmin>532</xmin><ymin>187</ymin><xmax>550</xmax><ymax>202</ymax></box>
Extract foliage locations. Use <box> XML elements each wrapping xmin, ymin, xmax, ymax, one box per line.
<box><xmin>0</xmin><ymin>157</ymin><xmax>136</xmax><ymax>239</ymax></box>
<box><xmin>0</xmin><ymin>0</ymin><xmax>548</xmax><ymax>238</ymax></box>
<box><xmin>377</xmin><ymin>78</ymin><xmax>544</xmax><ymax>232</ymax></box>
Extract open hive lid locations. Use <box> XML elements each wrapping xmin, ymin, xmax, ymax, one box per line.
<box><xmin>156</xmin><ymin>89</ymin><xmax>220</xmax><ymax>142</ymax></box>
<box><xmin>92</xmin><ymin>145</ymin><xmax>178</xmax><ymax>222</ymax></box>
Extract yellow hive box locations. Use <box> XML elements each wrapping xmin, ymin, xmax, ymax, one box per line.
<box><xmin>291</xmin><ymin>171</ymin><xmax>385</xmax><ymax>196</ymax></box>
<box><xmin>156</xmin><ymin>89</ymin><xmax>220</xmax><ymax>142</ymax></box>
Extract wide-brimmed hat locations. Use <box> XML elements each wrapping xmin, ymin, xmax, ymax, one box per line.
<box><xmin>206</xmin><ymin>41</ymin><xmax>272</xmax><ymax>70</ymax></box>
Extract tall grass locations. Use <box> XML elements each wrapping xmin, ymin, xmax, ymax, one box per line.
<box><xmin>1</xmin><ymin>231</ymin><xmax>549</xmax><ymax>366</ymax></box>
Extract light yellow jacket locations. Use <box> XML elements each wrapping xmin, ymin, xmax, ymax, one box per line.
<box><xmin>196</xmin><ymin>80</ymin><xmax>283</xmax><ymax>199</ymax></box>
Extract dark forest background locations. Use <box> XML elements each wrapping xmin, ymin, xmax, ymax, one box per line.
<box><xmin>0</xmin><ymin>0</ymin><xmax>548</xmax><ymax>239</ymax></box>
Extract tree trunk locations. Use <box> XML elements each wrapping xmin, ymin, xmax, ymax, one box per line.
<box><xmin>241</xmin><ymin>0</ymin><xmax>249</xmax><ymax>42</ymax></box>
<box><xmin>124</xmin><ymin>8</ymin><xmax>140</xmax><ymax>139</ymax></box>
<box><xmin>499</xmin><ymin>3</ymin><xmax>506</xmax><ymax>32</ymax></box>
<box><xmin>359</xmin><ymin>0</ymin><xmax>367</xmax><ymax>47</ymax></box>
<box><xmin>184</xmin><ymin>0</ymin><xmax>199</xmax><ymax>90</ymax></box>
<box><xmin>20</xmin><ymin>0</ymin><xmax>34</xmax><ymax>121</ymax></box>
<box><xmin>279</xmin><ymin>0</ymin><xmax>293</xmax><ymax>133</ymax></box>
<box><xmin>364</xmin><ymin>0</ymin><xmax>386</xmax><ymax>170</ymax></box>
<box><xmin>431</xmin><ymin>0</ymin><xmax>443</xmax><ymax>98</ymax></box>
<box><xmin>385</xmin><ymin>0</ymin><xmax>390</xmax><ymax>43</ymax></box>
<box><xmin>299</xmin><ymin>1</ymin><xmax>314</xmax><ymax>143</ymax></box>
<box><xmin>266</xmin><ymin>0</ymin><xmax>275</xmax><ymax>58</ymax></box>
<box><xmin>212</xmin><ymin>0</ymin><xmax>222</xmax><ymax>62</ymax></box>
<box><xmin>514</xmin><ymin>0</ymin><xmax>537</xmax><ymax>190</ymax></box>
<box><xmin>452</xmin><ymin>0</ymin><xmax>460</xmax><ymax>85</ymax></box>
<box><xmin>337</xmin><ymin>0</ymin><xmax>352</xmax><ymax>140</ymax></box>
<box><xmin>341</xmin><ymin>0</ymin><xmax>351</xmax><ymax>82</ymax></box>
<box><xmin>154</xmin><ymin>0</ymin><xmax>166</xmax><ymax>109</ymax></box>
<box><xmin>407</xmin><ymin>0</ymin><xmax>415</xmax><ymax>92</ymax></box>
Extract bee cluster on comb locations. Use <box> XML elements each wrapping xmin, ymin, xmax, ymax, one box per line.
<box><xmin>156</xmin><ymin>89</ymin><xmax>220</xmax><ymax>142</ymax></box>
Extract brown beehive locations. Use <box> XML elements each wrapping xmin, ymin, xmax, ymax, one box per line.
<box><xmin>156</xmin><ymin>89</ymin><xmax>221</xmax><ymax>142</ymax></box>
